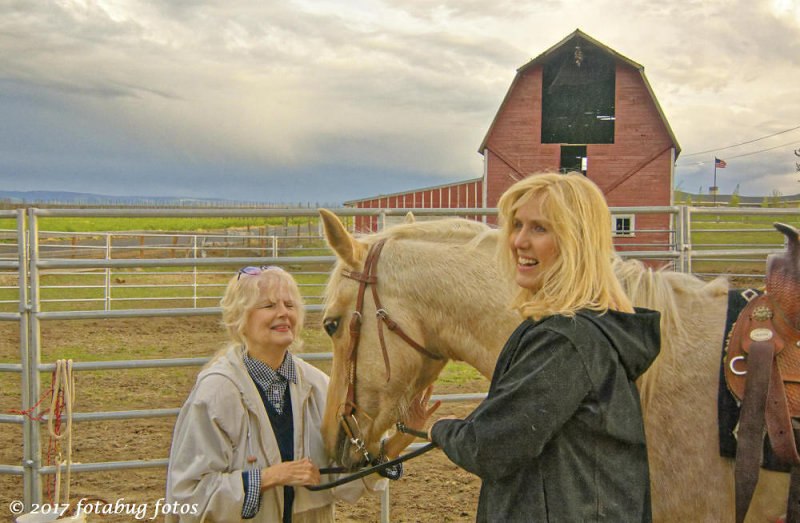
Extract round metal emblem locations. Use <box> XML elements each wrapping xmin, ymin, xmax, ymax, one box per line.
<box><xmin>752</xmin><ymin>306</ymin><xmax>773</xmax><ymax>322</ymax></box>
<box><xmin>749</xmin><ymin>328</ymin><xmax>773</xmax><ymax>342</ymax></box>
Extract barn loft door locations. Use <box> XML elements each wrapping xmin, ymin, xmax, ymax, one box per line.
<box><xmin>541</xmin><ymin>38</ymin><xmax>615</xmax><ymax>144</ymax></box>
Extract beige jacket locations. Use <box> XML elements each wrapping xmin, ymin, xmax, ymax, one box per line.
<box><xmin>165</xmin><ymin>347</ymin><xmax>384</xmax><ymax>522</ymax></box>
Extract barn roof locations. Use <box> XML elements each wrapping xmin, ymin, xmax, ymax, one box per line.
<box><xmin>478</xmin><ymin>29</ymin><xmax>681</xmax><ymax>157</ymax></box>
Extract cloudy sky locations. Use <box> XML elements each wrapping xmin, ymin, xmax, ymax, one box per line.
<box><xmin>2</xmin><ymin>0</ymin><xmax>800</xmax><ymax>204</ymax></box>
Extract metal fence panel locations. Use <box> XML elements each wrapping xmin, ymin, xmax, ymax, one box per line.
<box><xmin>2</xmin><ymin>204</ymin><xmax>799</xmax><ymax>514</ymax></box>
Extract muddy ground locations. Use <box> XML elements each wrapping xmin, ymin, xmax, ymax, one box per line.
<box><xmin>0</xmin><ymin>316</ymin><xmax>486</xmax><ymax>522</ymax></box>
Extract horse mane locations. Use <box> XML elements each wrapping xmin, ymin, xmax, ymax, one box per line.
<box><xmin>367</xmin><ymin>218</ymin><xmax>491</xmax><ymax>245</ymax></box>
<box><xmin>613</xmin><ymin>257</ymin><xmax>728</xmax><ymax>342</ymax></box>
<box><xmin>325</xmin><ymin>218</ymin><xmax>497</xmax><ymax>312</ymax></box>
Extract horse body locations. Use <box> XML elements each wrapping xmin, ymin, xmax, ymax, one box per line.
<box><xmin>318</xmin><ymin>210</ymin><xmax>789</xmax><ymax>521</ymax></box>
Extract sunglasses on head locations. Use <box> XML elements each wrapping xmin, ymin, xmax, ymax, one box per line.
<box><xmin>237</xmin><ymin>265</ymin><xmax>283</xmax><ymax>280</ymax></box>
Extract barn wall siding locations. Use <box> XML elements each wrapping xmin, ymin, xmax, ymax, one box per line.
<box><xmin>351</xmin><ymin>179</ymin><xmax>485</xmax><ymax>232</ymax></box>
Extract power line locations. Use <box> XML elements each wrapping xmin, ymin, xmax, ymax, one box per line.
<box><xmin>676</xmin><ymin>140</ymin><xmax>800</xmax><ymax>167</ymax></box>
<box><xmin>724</xmin><ymin>140</ymin><xmax>800</xmax><ymax>160</ymax></box>
<box><xmin>681</xmin><ymin>124</ymin><xmax>800</xmax><ymax>157</ymax></box>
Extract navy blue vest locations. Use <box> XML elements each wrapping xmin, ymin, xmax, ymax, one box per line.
<box><xmin>256</xmin><ymin>382</ymin><xmax>294</xmax><ymax>522</ymax></box>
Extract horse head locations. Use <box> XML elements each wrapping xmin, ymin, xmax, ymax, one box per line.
<box><xmin>318</xmin><ymin>209</ymin><xmax>453</xmax><ymax>468</ymax></box>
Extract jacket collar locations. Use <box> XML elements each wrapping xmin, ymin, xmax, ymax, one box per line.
<box><xmin>202</xmin><ymin>347</ymin><xmax>315</xmax><ymax>464</ymax></box>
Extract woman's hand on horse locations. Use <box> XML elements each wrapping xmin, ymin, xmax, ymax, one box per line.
<box><xmin>260</xmin><ymin>458</ymin><xmax>320</xmax><ymax>490</ymax></box>
<box><xmin>403</xmin><ymin>384</ymin><xmax>442</xmax><ymax>431</ymax></box>
<box><xmin>383</xmin><ymin>386</ymin><xmax>442</xmax><ymax>458</ymax></box>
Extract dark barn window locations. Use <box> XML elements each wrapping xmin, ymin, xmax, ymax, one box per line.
<box><xmin>541</xmin><ymin>39</ymin><xmax>615</xmax><ymax>144</ymax></box>
<box><xmin>560</xmin><ymin>145</ymin><xmax>587</xmax><ymax>174</ymax></box>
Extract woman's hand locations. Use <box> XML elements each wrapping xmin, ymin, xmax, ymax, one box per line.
<box><xmin>428</xmin><ymin>415</ymin><xmax>460</xmax><ymax>441</ymax></box>
<box><xmin>403</xmin><ymin>384</ymin><xmax>442</xmax><ymax>432</ymax></box>
<box><xmin>261</xmin><ymin>458</ymin><xmax>320</xmax><ymax>491</ymax></box>
<box><xmin>384</xmin><ymin>385</ymin><xmax>441</xmax><ymax>459</ymax></box>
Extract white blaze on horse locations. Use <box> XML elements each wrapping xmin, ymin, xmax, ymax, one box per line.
<box><xmin>317</xmin><ymin>208</ymin><xmax>788</xmax><ymax>522</ymax></box>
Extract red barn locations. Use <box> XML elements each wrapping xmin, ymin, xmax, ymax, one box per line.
<box><xmin>347</xmin><ymin>29</ymin><xmax>679</xmax><ymax>249</ymax></box>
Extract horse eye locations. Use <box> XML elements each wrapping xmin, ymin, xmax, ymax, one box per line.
<box><xmin>323</xmin><ymin>317</ymin><xmax>340</xmax><ymax>337</ymax></box>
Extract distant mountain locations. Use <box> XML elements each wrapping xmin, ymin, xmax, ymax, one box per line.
<box><xmin>0</xmin><ymin>190</ymin><xmax>235</xmax><ymax>206</ymax></box>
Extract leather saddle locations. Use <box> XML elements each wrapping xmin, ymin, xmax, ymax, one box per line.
<box><xmin>725</xmin><ymin>295</ymin><xmax>800</xmax><ymax>416</ymax></box>
<box><xmin>724</xmin><ymin>222</ymin><xmax>800</xmax><ymax>522</ymax></box>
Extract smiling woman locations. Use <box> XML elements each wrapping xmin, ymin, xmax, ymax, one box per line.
<box><xmin>235</xmin><ymin>266</ymin><xmax>304</xmax><ymax>369</ymax></box>
<box><xmin>165</xmin><ymin>266</ymin><xmax>394</xmax><ymax>522</ymax></box>
<box><xmin>429</xmin><ymin>173</ymin><xmax>661</xmax><ymax>522</ymax></box>
<box><xmin>508</xmin><ymin>196</ymin><xmax>558</xmax><ymax>293</ymax></box>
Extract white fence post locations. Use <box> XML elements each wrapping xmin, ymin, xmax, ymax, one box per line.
<box><xmin>192</xmin><ymin>235</ymin><xmax>198</xmax><ymax>309</ymax></box>
<box><xmin>105</xmin><ymin>233</ymin><xmax>112</xmax><ymax>311</ymax></box>
<box><xmin>381</xmin><ymin>484</ymin><xmax>390</xmax><ymax>522</ymax></box>
<box><xmin>678</xmin><ymin>205</ymin><xmax>692</xmax><ymax>274</ymax></box>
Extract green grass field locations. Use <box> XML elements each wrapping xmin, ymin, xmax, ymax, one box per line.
<box><xmin>0</xmin><ymin>268</ymin><xmax>329</xmax><ymax>312</ymax></box>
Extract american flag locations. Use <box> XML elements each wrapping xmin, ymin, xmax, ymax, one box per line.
<box><xmin>715</xmin><ymin>157</ymin><xmax>727</xmax><ymax>168</ymax></box>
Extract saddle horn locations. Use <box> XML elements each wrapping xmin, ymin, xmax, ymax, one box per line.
<box><xmin>766</xmin><ymin>222</ymin><xmax>800</xmax><ymax>329</ymax></box>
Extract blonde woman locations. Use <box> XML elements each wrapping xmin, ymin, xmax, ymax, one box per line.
<box><xmin>429</xmin><ymin>173</ymin><xmax>661</xmax><ymax>522</ymax></box>
<box><xmin>167</xmin><ymin>266</ymin><xmax>434</xmax><ymax>522</ymax></box>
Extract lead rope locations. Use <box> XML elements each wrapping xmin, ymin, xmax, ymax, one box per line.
<box><xmin>309</xmin><ymin>423</ymin><xmax>436</xmax><ymax>490</ymax></box>
<box><xmin>308</xmin><ymin>443</ymin><xmax>438</xmax><ymax>491</ymax></box>
<box><xmin>47</xmin><ymin>359</ymin><xmax>75</xmax><ymax>508</ymax></box>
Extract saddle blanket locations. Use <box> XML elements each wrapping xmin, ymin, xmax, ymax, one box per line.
<box><xmin>718</xmin><ymin>288</ymin><xmax>791</xmax><ymax>472</ymax></box>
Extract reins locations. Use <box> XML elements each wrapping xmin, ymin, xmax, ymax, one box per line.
<box><xmin>308</xmin><ymin>424</ymin><xmax>437</xmax><ymax>491</ymax></box>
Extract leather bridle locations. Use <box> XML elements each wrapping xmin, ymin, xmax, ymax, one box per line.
<box><xmin>307</xmin><ymin>239</ymin><xmax>442</xmax><ymax>491</ymax></box>
<box><xmin>336</xmin><ymin>238</ymin><xmax>445</xmax><ymax>465</ymax></box>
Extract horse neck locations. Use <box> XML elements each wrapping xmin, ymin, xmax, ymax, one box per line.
<box><xmin>381</xmin><ymin>234</ymin><xmax>519</xmax><ymax>378</ymax></box>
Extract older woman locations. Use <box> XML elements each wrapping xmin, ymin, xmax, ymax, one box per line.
<box><xmin>167</xmin><ymin>266</ymin><xmax>434</xmax><ymax>522</ymax></box>
<box><xmin>429</xmin><ymin>173</ymin><xmax>661</xmax><ymax>522</ymax></box>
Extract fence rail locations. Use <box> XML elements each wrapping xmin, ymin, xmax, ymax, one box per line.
<box><xmin>1</xmin><ymin>205</ymin><xmax>799</xmax><ymax>519</ymax></box>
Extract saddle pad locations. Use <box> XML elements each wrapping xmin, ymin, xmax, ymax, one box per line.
<box><xmin>717</xmin><ymin>288</ymin><xmax>791</xmax><ymax>472</ymax></box>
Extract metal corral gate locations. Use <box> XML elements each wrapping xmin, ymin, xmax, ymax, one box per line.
<box><xmin>1</xmin><ymin>205</ymin><xmax>798</xmax><ymax>520</ymax></box>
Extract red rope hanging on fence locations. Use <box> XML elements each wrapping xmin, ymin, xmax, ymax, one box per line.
<box><xmin>8</xmin><ymin>363</ymin><xmax>72</xmax><ymax>503</ymax></box>
<box><xmin>9</xmin><ymin>372</ymin><xmax>55</xmax><ymax>420</ymax></box>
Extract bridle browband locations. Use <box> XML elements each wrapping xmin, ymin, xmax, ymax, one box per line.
<box><xmin>326</xmin><ymin>238</ymin><xmax>444</xmax><ymax>480</ymax></box>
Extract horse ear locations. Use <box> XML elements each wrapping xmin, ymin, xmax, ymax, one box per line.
<box><xmin>403</xmin><ymin>211</ymin><xmax>415</xmax><ymax>224</ymax></box>
<box><xmin>318</xmin><ymin>209</ymin><xmax>368</xmax><ymax>268</ymax></box>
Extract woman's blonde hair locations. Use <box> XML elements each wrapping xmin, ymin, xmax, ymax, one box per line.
<box><xmin>497</xmin><ymin>172</ymin><xmax>633</xmax><ymax>319</ymax></box>
<box><xmin>219</xmin><ymin>267</ymin><xmax>305</xmax><ymax>349</ymax></box>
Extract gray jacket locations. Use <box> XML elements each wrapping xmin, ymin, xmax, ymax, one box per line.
<box><xmin>432</xmin><ymin>308</ymin><xmax>661</xmax><ymax>522</ymax></box>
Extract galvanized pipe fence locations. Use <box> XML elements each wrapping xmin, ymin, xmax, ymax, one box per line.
<box><xmin>1</xmin><ymin>205</ymin><xmax>798</xmax><ymax>520</ymax></box>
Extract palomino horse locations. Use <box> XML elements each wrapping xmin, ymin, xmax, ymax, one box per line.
<box><xmin>318</xmin><ymin>209</ymin><xmax>789</xmax><ymax>521</ymax></box>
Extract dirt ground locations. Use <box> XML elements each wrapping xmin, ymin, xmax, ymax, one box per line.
<box><xmin>0</xmin><ymin>316</ymin><xmax>486</xmax><ymax>522</ymax></box>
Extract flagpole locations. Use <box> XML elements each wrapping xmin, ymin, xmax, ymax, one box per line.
<box><xmin>713</xmin><ymin>158</ymin><xmax>717</xmax><ymax>206</ymax></box>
